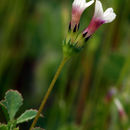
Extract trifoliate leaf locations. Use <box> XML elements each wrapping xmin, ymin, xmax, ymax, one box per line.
<box><xmin>5</xmin><ymin>90</ymin><xmax>23</xmax><ymax>120</ymax></box>
<box><xmin>16</xmin><ymin>109</ymin><xmax>37</xmax><ymax>124</ymax></box>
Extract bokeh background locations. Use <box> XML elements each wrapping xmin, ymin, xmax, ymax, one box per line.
<box><xmin>0</xmin><ymin>0</ymin><xmax>130</xmax><ymax>129</ymax></box>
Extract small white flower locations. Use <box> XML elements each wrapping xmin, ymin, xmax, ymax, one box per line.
<box><xmin>94</xmin><ymin>0</ymin><xmax>116</xmax><ymax>23</ymax></box>
<box><xmin>71</xmin><ymin>0</ymin><xmax>94</xmax><ymax>30</ymax></box>
<box><xmin>83</xmin><ymin>0</ymin><xmax>116</xmax><ymax>37</ymax></box>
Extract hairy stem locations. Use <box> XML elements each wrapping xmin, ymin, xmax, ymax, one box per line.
<box><xmin>30</xmin><ymin>57</ymin><xmax>69</xmax><ymax>130</ymax></box>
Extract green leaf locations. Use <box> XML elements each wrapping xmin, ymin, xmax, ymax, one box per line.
<box><xmin>5</xmin><ymin>90</ymin><xmax>23</xmax><ymax>120</ymax></box>
<box><xmin>1</xmin><ymin>100</ymin><xmax>7</xmax><ymax>107</ymax></box>
<box><xmin>0</xmin><ymin>101</ymin><xmax>9</xmax><ymax>121</ymax></box>
<box><xmin>0</xmin><ymin>124</ymin><xmax>8</xmax><ymax>130</ymax></box>
<box><xmin>33</xmin><ymin>127</ymin><xmax>45</xmax><ymax>130</ymax></box>
<box><xmin>16</xmin><ymin>109</ymin><xmax>37</xmax><ymax>124</ymax></box>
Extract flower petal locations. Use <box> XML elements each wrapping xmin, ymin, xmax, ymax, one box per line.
<box><xmin>103</xmin><ymin>8</ymin><xmax>116</xmax><ymax>23</ymax></box>
<box><xmin>104</xmin><ymin>8</ymin><xmax>113</xmax><ymax>17</ymax></box>
<box><xmin>85</xmin><ymin>0</ymin><xmax>94</xmax><ymax>8</ymax></box>
<box><xmin>94</xmin><ymin>0</ymin><xmax>104</xmax><ymax>18</ymax></box>
<box><xmin>72</xmin><ymin>0</ymin><xmax>79</xmax><ymax>7</ymax></box>
<box><xmin>73</xmin><ymin>0</ymin><xmax>94</xmax><ymax>12</ymax></box>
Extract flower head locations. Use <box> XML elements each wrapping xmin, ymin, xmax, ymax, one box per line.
<box><xmin>63</xmin><ymin>0</ymin><xmax>116</xmax><ymax>58</ymax></box>
<box><xmin>83</xmin><ymin>0</ymin><xmax>116</xmax><ymax>37</ymax></box>
<box><xmin>71</xmin><ymin>0</ymin><xmax>94</xmax><ymax>31</ymax></box>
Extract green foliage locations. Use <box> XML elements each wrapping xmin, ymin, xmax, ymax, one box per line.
<box><xmin>4</xmin><ymin>90</ymin><xmax>23</xmax><ymax>120</ymax></box>
<box><xmin>0</xmin><ymin>90</ymin><xmax>40</xmax><ymax>129</ymax></box>
<box><xmin>0</xmin><ymin>124</ymin><xmax>8</xmax><ymax>130</ymax></box>
<box><xmin>0</xmin><ymin>101</ymin><xmax>9</xmax><ymax>121</ymax></box>
<box><xmin>16</xmin><ymin>109</ymin><xmax>38</xmax><ymax>124</ymax></box>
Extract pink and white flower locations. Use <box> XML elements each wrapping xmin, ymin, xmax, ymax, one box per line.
<box><xmin>70</xmin><ymin>0</ymin><xmax>94</xmax><ymax>31</ymax></box>
<box><xmin>83</xmin><ymin>0</ymin><xmax>116</xmax><ymax>37</ymax></box>
<box><xmin>114</xmin><ymin>98</ymin><xmax>127</xmax><ymax>120</ymax></box>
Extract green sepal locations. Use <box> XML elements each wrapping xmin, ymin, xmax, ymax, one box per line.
<box><xmin>62</xmin><ymin>39</ymin><xmax>82</xmax><ymax>58</ymax></box>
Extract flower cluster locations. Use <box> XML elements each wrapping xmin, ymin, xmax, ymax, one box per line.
<box><xmin>63</xmin><ymin>0</ymin><xmax>116</xmax><ymax>58</ymax></box>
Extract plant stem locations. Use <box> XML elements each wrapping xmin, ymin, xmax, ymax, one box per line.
<box><xmin>30</xmin><ymin>57</ymin><xmax>69</xmax><ymax>130</ymax></box>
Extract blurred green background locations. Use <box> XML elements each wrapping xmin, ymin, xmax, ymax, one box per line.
<box><xmin>0</xmin><ymin>0</ymin><xmax>130</xmax><ymax>129</ymax></box>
